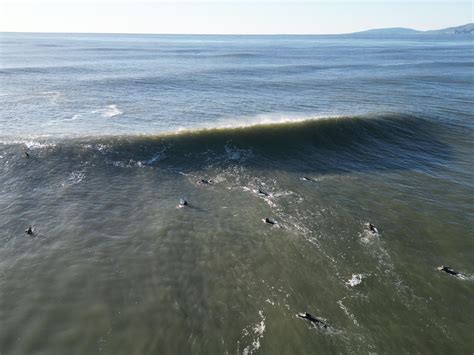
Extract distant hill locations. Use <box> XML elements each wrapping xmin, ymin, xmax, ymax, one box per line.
<box><xmin>425</xmin><ymin>23</ymin><xmax>474</xmax><ymax>34</ymax></box>
<box><xmin>352</xmin><ymin>23</ymin><xmax>473</xmax><ymax>36</ymax></box>
<box><xmin>354</xmin><ymin>27</ymin><xmax>420</xmax><ymax>35</ymax></box>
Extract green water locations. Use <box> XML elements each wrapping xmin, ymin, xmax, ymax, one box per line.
<box><xmin>1</xmin><ymin>123</ymin><xmax>472</xmax><ymax>353</ymax></box>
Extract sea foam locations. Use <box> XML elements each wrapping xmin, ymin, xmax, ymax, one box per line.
<box><xmin>100</xmin><ymin>105</ymin><xmax>123</xmax><ymax>118</ymax></box>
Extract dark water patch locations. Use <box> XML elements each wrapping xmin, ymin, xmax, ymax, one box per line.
<box><xmin>80</xmin><ymin>47</ymin><xmax>151</xmax><ymax>52</ymax></box>
<box><xmin>214</xmin><ymin>52</ymin><xmax>260</xmax><ymax>58</ymax></box>
<box><xmin>409</xmin><ymin>61</ymin><xmax>474</xmax><ymax>69</ymax></box>
<box><xmin>204</xmin><ymin>63</ymin><xmax>375</xmax><ymax>77</ymax></box>
<box><xmin>0</xmin><ymin>65</ymin><xmax>98</xmax><ymax>76</ymax></box>
<box><xmin>33</xmin><ymin>43</ymin><xmax>65</xmax><ymax>48</ymax></box>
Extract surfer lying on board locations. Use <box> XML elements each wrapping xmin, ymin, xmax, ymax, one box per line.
<box><xmin>436</xmin><ymin>265</ymin><xmax>463</xmax><ymax>277</ymax></box>
<box><xmin>197</xmin><ymin>179</ymin><xmax>212</xmax><ymax>185</ymax></box>
<box><xmin>365</xmin><ymin>223</ymin><xmax>378</xmax><ymax>234</ymax></box>
<box><xmin>262</xmin><ymin>217</ymin><xmax>276</xmax><ymax>225</ymax></box>
<box><xmin>178</xmin><ymin>198</ymin><xmax>188</xmax><ymax>208</ymax></box>
<box><xmin>297</xmin><ymin>312</ymin><xmax>329</xmax><ymax>330</ymax></box>
<box><xmin>258</xmin><ymin>188</ymin><xmax>270</xmax><ymax>197</ymax></box>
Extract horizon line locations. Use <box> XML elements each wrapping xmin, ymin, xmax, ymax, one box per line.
<box><xmin>1</xmin><ymin>23</ymin><xmax>471</xmax><ymax>36</ymax></box>
<box><xmin>1</xmin><ymin>30</ymin><xmax>349</xmax><ymax>36</ymax></box>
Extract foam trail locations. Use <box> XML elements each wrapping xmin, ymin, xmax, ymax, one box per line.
<box><xmin>345</xmin><ymin>274</ymin><xmax>365</xmax><ymax>287</ymax></box>
<box><xmin>240</xmin><ymin>311</ymin><xmax>266</xmax><ymax>355</ymax></box>
<box><xmin>100</xmin><ymin>105</ymin><xmax>123</xmax><ymax>118</ymax></box>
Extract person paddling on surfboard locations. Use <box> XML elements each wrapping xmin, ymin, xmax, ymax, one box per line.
<box><xmin>197</xmin><ymin>179</ymin><xmax>211</xmax><ymax>185</ymax></box>
<box><xmin>297</xmin><ymin>312</ymin><xmax>330</xmax><ymax>330</ymax></box>
<box><xmin>262</xmin><ymin>217</ymin><xmax>276</xmax><ymax>225</ymax></box>
<box><xmin>436</xmin><ymin>265</ymin><xmax>463</xmax><ymax>277</ymax></box>
<box><xmin>365</xmin><ymin>223</ymin><xmax>378</xmax><ymax>234</ymax></box>
<box><xmin>178</xmin><ymin>198</ymin><xmax>188</xmax><ymax>208</ymax></box>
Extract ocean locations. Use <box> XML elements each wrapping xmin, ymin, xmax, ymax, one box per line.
<box><xmin>0</xmin><ymin>32</ymin><xmax>473</xmax><ymax>354</ymax></box>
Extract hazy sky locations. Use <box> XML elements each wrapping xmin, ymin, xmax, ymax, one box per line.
<box><xmin>0</xmin><ymin>0</ymin><xmax>472</xmax><ymax>34</ymax></box>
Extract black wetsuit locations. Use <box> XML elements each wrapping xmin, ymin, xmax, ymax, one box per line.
<box><xmin>297</xmin><ymin>312</ymin><xmax>329</xmax><ymax>330</ymax></box>
<box><xmin>264</xmin><ymin>218</ymin><xmax>275</xmax><ymax>225</ymax></box>
<box><xmin>441</xmin><ymin>266</ymin><xmax>459</xmax><ymax>276</ymax></box>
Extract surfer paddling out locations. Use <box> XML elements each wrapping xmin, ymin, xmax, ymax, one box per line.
<box><xmin>262</xmin><ymin>217</ymin><xmax>277</xmax><ymax>225</ymax></box>
<box><xmin>297</xmin><ymin>312</ymin><xmax>330</xmax><ymax>330</ymax></box>
<box><xmin>197</xmin><ymin>179</ymin><xmax>212</xmax><ymax>185</ymax></box>
<box><xmin>436</xmin><ymin>265</ymin><xmax>465</xmax><ymax>277</ymax></box>
<box><xmin>177</xmin><ymin>198</ymin><xmax>188</xmax><ymax>208</ymax></box>
<box><xmin>365</xmin><ymin>222</ymin><xmax>378</xmax><ymax>234</ymax></box>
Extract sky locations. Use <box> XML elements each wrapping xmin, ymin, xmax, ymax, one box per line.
<box><xmin>0</xmin><ymin>0</ymin><xmax>472</xmax><ymax>35</ymax></box>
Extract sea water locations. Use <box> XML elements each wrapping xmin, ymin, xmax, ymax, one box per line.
<box><xmin>0</xmin><ymin>32</ymin><xmax>473</xmax><ymax>354</ymax></box>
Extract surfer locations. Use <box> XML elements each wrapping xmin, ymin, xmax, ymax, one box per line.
<box><xmin>297</xmin><ymin>312</ymin><xmax>329</xmax><ymax>330</ymax></box>
<box><xmin>258</xmin><ymin>188</ymin><xmax>269</xmax><ymax>197</ymax></box>
<box><xmin>178</xmin><ymin>198</ymin><xmax>188</xmax><ymax>207</ymax></box>
<box><xmin>197</xmin><ymin>179</ymin><xmax>211</xmax><ymax>185</ymax></box>
<box><xmin>25</xmin><ymin>226</ymin><xmax>33</xmax><ymax>235</ymax></box>
<box><xmin>436</xmin><ymin>265</ymin><xmax>462</xmax><ymax>277</ymax></box>
<box><xmin>302</xmin><ymin>176</ymin><xmax>315</xmax><ymax>182</ymax></box>
<box><xmin>262</xmin><ymin>217</ymin><xmax>276</xmax><ymax>225</ymax></box>
<box><xmin>366</xmin><ymin>223</ymin><xmax>378</xmax><ymax>234</ymax></box>
<box><xmin>25</xmin><ymin>151</ymin><xmax>30</xmax><ymax>158</ymax></box>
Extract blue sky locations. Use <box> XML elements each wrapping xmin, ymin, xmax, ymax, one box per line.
<box><xmin>0</xmin><ymin>1</ymin><xmax>472</xmax><ymax>34</ymax></box>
